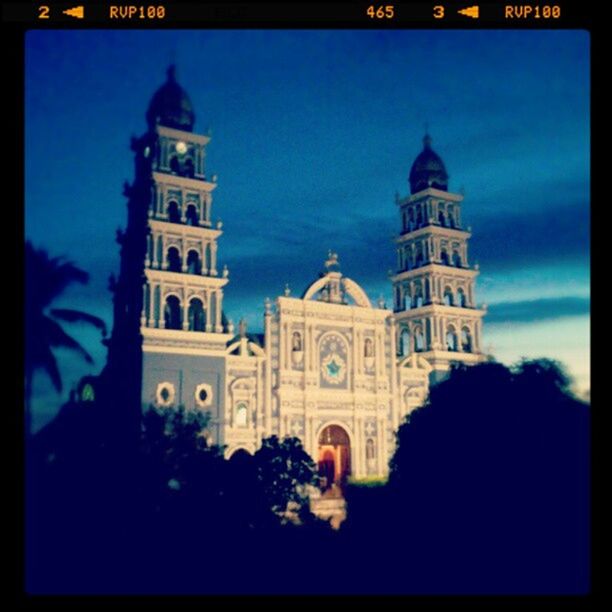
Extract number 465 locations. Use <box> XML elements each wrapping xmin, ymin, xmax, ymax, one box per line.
<box><xmin>367</xmin><ymin>6</ymin><xmax>395</xmax><ymax>19</ymax></box>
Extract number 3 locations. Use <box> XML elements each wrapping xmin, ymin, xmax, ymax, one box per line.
<box><xmin>433</xmin><ymin>5</ymin><xmax>444</xmax><ymax>18</ymax></box>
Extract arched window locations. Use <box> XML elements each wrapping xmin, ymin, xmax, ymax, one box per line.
<box><xmin>446</xmin><ymin>326</ymin><xmax>458</xmax><ymax>352</ymax></box>
<box><xmin>188</xmin><ymin>298</ymin><xmax>206</xmax><ymax>331</ymax></box>
<box><xmin>292</xmin><ymin>331</ymin><xmax>302</xmax><ymax>351</ymax></box>
<box><xmin>415</xmin><ymin>244</ymin><xmax>424</xmax><ymax>268</ymax></box>
<box><xmin>403</xmin><ymin>290</ymin><xmax>411</xmax><ymax>311</ymax></box>
<box><xmin>416</xmin><ymin>207</ymin><xmax>423</xmax><ymax>227</ymax></box>
<box><xmin>457</xmin><ymin>288</ymin><xmax>467</xmax><ymax>308</ymax></box>
<box><xmin>462</xmin><ymin>327</ymin><xmax>472</xmax><ymax>352</ymax></box>
<box><xmin>438</xmin><ymin>210</ymin><xmax>446</xmax><ymax>226</ymax></box>
<box><xmin>443</xmin><ymin>287</ymin><xmax>454</xmax><ymax>306</ymax></box>
<box><xmin>414</xmin><ymin>327</ymin><xmax>425</xmax><ymax>352</ymax></box>
<box><xmin>408</xmin><ymin>208</ymin><xmax>414</xmax><ymax>231</ymax></box>
<box><xmin>366</xmin><ymin>438</ymin><xmax>375</xmax><ymax>460</ymax></box>
<box><xmin>183</xmin><ymin>158</ymin><xmax>195</xmax><ymax>178</ymax></box>
<box><xmin>440</xmin><ymin>249</ymin><xmax>449</xmax><ymax>266</ymax></box>
<box><xmin>167</xmin><ymin>200</ymin><xmax>180</xmax><ymax>223</ymax></box>
<box><xmin>453</xmin><ymin>250</ymin><xmax>462</xmax><ymax>267</ymax></box>
<box><xmin>364</xmin><ymin>338</ymin><xmax>374</xmax><ymax>358</ymax></box>
<box><xmin>448</xmin><ymin>210</ymin><xmax>456</xmax><ymax>228</ymax></box>
<box><xmin>164</xmin><ymin>296</ymin><xmax>182</xmax><ymax>330</ymax></box>
<box><xmin>413</xmin><ymin>289</ymin><xmax>423</xmax><ymax>309</ymax></box>
<box><xmin>400</xmin><ymin>328</ymin><xmax>411</xmax><ymax>357</ymax></box>
<box><xmin>167</xmin><ymin>246</ymin><xmax>181</xmax><ymax>272</ymax></box>
<box><xmin>235</xmin><ymin>403</ymin><xmax>248</xmax><ymax>428</ymax></box>
<box><xmin>185</xmin><ymin>204</ymin><xmax>199</xmax><ymax>226</ymax></box>
<box><xmin>187</xmin><ymin>250</ymin><xmax>201</xmax><ymax>275</ymax></box>
<box><xmin>169</xmin><ymin>156</ymin><xmax>180</xmax><ymax>175</ymax></box>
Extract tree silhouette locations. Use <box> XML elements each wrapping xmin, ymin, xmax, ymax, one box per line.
<box><xmin>25</xmin><ymin>241</ymin><xmax>107</xmax><ymax>436</ymax></box>
<box><xmin>383</xmin><ymin>359</ymin><xmax>590</xmax><ymax>593</ymax></box>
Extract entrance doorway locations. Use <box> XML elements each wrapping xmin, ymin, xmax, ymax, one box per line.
<box><xmin>318</xmin><ymin>425</ymin><xmax>351</xmax><ymax>494</ymax></box>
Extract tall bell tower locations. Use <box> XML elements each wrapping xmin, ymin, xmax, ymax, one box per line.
<box><xmin>140</xmin><ymin>65</ymin><xmax>229</xmax><ymax>338</ymax></box>
<box><xmin>391</xmin><ymin>133</ymin><xmax>486</xmax><ymax>382</ymax></box>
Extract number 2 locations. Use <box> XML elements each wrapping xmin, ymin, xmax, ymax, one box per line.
<box><xmin>38</xmin><ymin>5</ymin><xmax>50</xmax><ymax>19</ymax></box>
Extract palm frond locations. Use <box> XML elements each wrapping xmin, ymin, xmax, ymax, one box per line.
<box><xmin>50</xmin><ymin>309</ymin><xmax>108</xmax><ymax>336</ymax></box>
<box><xmin>46</xmin><ymin>318</ymin><xmax>94</xmax><ymax>364</ymax></box>
<box><xmin>39</xmin><ymin>345</ymin><xmax>63</xmax><ymax>393</ymax></box>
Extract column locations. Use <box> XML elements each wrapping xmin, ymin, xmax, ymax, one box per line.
<box><xmin>205</xmin><ymin>291</ymin><xmax>212</xmax><ymax>332</ymax></box>
<box><xmin>147</xmin><ymin>282</ymin><xmax>155</xmax><ymax>327</ymax></box>
<box><xmin>210</xmin><ymin>242</ymin><xmax>218</xmax><ymax>276</ymax></box>
<box><xmin>182</xmin><ymin>297</ymin><xmax>189</xmax><ymax>330</ymax></box>
<box><xmin>215</xmin><ymin>290</ymin><xmax>223</xmax><ymax>332</ymax></box>
<box><xmin>181</xmin><ymin>242</ymin><xmax>188</xmax><ymax>272</ymax></box>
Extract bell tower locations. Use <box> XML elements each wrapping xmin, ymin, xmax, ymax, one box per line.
<box><xmin>140</xmin><ymin>65</ymin><xmax>229</xmax><ymax>338</ymax></box>
<box><xmin>391</xmin><ymin>133</ymin><xmax>486</xmax><ymax>382</ymax></box>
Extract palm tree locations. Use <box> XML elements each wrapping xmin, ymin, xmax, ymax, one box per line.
<box><xmin>25</xmin><ymin>241</ymin><xmax>107</xmax><ymax>437</ymax></box>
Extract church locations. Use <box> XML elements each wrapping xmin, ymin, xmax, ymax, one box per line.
<box><xmin>127</xmin><ymin>67</ymin><xmax>486</xmax><ymax>484</ymax></box>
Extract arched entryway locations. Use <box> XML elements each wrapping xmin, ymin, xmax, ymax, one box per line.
<box><xmin>318</xmin><ymin>424</ymin><xmax>351</xmax><ymax>493</ymax></box>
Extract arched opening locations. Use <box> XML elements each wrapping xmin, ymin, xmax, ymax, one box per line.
<box><xmin>235</xmin><ymin>402</ymin><xmax>248</xmax><ymax>427</ymax></box>
<box><xmin>415</xmin><ymin>245</ymin><xmax>424</xmax><ymax>268</ymax></box>
<box><xmin>453</xmin><ymin>250</ymin><xmax>462</xmax><ymax>267</ymax></box>
<box><xmin>164</xmin><ymin>295</ymin><xmax>182</xmax><ymax>330</ymax></box>
<box><xmin>462</xmin><ymin>327</ymin><xmax>473</xmax><ymax>352</ymax></box>
<box><xmin>183</xmin><ymin>158</ymin><xmax>195</xmax><ymax>178</ymax></box>
<box><xmin>186</xmin><ymin>250</ymin><xmax>202</xmax><ymax>275</ymax></box>
<box><xmin>440</xmin><ymin>249</ymin><xmax>449</xmax><ymax>266</ymax></box>
<box><xmin>185</xmin><ymin>204</ymin><xmax>199</xmax><ymax>226</ymax></box>
<box><xmin>416</xmin><ymin>207</ymin><xmax>423</xmax><ymax>228</ymax></box>
<box><xmin>413</xmin><ymin>289</ymin><xmax>424</xmax><ymax>309</ymax></box>
<box><xmin>169</xmin><ymin>156</ymin><xmax>180</xmax><ymax>175</ymax></box>
<box><xmin>414</xmin><ymin>327</ymin><xmax>425</xmax><ymax>352</ymax></box>
<box><xmin>448</xmin><ymin>209</ymin><xmax>456</xmax><ymax>228</ymax></box>
<box><xmin>364</xmin><ymin>337</ymin><xmax>374</xmax><ymax>358</ymax></box>
<box><xmin>366</xmin><ymin>438</ymin><xmax>376</xmax><ymax>474</ymax></box>
<box><xmin>167</xmin><ymin>246</ymin><xmax>181</xmax><ymax>272</ymax></box>
<box><xmin>443</xmin><ymin>287</ymin><xmax>454</xmax><ymax>306</ymax></box>
<box><xmin>403</xmin><ymin>290</ymin><xmax>411</xmax><ymax>310</ymax></box>
<box><xmin>457</xmin><ymin>288</ymin><xmax>467</xmax><ymax>308</ymax></box>
<box><xmin>167</xmin><ymin>200</ymin><xmax>180</xmax><ymax>223</ymax></box>
<box><xmin>292</xmin><ymin>331</ymin><xmax>302</xmax><ymax>351</ymax></box>
<box><xmin>318</xmin><ymin>425</ymin><xmax>351</xmax><ymax>493</ymax></box>
<box><xmin>446</xmin><ymin>326</ymin><xmax>458</xmax><ymax>352</ymax></box>
<box><xmin>400</xmin><ymin>328</ymin><xmax>411</xmax><ymax>356</ymax></box>
<box><xmin>438</xmin><ymin>210</ymin><xmax>446</xmax><ymax>226</ymax></box>
<box><xmin>188</xmin><ymin>298</ymin><xmax>206</xmax><ymax>331</ymax></box>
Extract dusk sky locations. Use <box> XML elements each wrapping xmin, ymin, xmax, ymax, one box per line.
<box><xmin>25</xmin><ymin>30</ymin><xmax>590</xmax><ymax>431</ymax></box>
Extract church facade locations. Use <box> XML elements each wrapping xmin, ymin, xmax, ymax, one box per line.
<box><xmin>136</xmin><ymin>68</ymin><xmax>486</xmax><ymax>482</ymax></box>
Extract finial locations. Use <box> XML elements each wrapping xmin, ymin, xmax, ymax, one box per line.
<box><xmin>324</xmin><ymin>250</ymin><xmax>340</xmax><ymax>271</ymax></box>
<box><xmin>227</xmin><ymin>318</ymin><xmax>235</xmax><ymax>334</ymax></box>
<box><xmin>423</xmin><ymin>122</ymin><xmax>432</xmax><ymax>149</ymax></box>
<box><xmin>284</xmin><ymin>283</ymin><xmax>291</xmax><ymax>297</ymax></box>
<box><xmin>222</xmin><ymin>264</ymin><xmax>229</xmax><ymax>278</ymax></box>
<box><xmin>264</xmin><ymin>297</ymin><xmax>272</xmax><ymax>314</ymax></box>
<box><xmin>238</xmin><ymin>318</ymin><xmax>247</xmax><ymax>338</ymax></box>
<box><xmin>377</xmin><ymin>295</ymin><xmax>386</xmax><ymax>309</ymax></box>
<box><xmin>167</xmin><ymin>64</ymin><xmax>177</xmax><ymax>82</ymax></box>
<box><xmin>216</xmin><ymin>219</ymin><xmax>223</xmax><ymax>229</ymax></box>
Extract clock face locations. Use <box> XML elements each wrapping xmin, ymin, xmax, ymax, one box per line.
<box><xmin>175</xmin><ymin>141</ymin><xmax>187</xmax><ymax>155</ymax></box>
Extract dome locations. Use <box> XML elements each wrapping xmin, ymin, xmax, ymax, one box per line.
<box><xmin>146</xmin><ymin>65</ymin><xmax>195</xmax><ymax>132</ymax></box>
<box><xmin>409</xmin><ymin>133</ymin><xmax>449</xmax><ymax>194</ymax></box>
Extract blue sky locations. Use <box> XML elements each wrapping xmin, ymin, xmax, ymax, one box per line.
<box><xmin>25</xmin><ymin>30</ymin><xmax>590</xmax><ymax>431</ymax></box>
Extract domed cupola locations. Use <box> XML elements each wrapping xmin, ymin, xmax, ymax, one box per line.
<box><xmin>408</xmin><ymin>133</ymin><xmax>449</xmax><ymax>194</ymax></box>
<box><xmin>146</xmin><ymin>65</ymin><xmax>195</xmax><ymax>132</ymax></box>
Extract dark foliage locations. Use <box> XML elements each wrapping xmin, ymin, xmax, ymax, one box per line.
<box><xmin>26</xmin><ymin>359</ymin><xmax>589</xmax><ymax>594</ymax></box>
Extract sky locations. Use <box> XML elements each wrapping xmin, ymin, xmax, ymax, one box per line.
<box><xmin>25</xmin><ymin>30</ymin><xmax>590</xmax><ymax>431</ymax></box>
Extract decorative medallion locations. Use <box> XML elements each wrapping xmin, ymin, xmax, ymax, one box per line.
<box><xmin>321</xmin><ymin>352</ymin><xmax>347</xmax><ymax>385</ymax></box>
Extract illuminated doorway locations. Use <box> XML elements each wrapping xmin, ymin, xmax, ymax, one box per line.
<box><xmin>318</xmin><ymin>425</ymin><xmax>351</xmax><ymax>493</ymax></box>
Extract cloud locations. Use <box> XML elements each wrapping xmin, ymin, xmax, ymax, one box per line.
<box><xmin>468</xmin><ymin>199</ymin><xmax>589</xmax><ymax>270</ymax></box>
<box><xmin>486</xmin><ymin>296</ymin><xmax>589</xmax><ymax>324</ymax></box>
